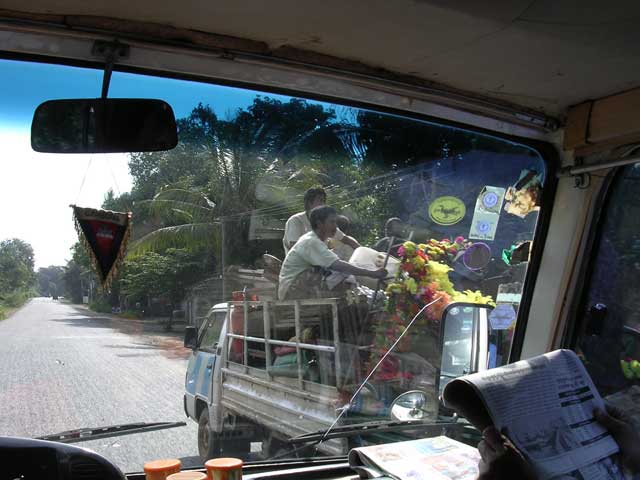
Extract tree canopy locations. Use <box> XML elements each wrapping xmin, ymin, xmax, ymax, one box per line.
<box><xmin>0</xmin><ymin>238</ymin><xmax>35</xmax><ymax>293</ymax></box>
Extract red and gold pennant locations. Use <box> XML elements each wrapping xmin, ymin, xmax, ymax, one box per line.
<box><xmin>71</xmin><ymin>205</ymin><xmax>132</xmax><ymax>289</ymax></box>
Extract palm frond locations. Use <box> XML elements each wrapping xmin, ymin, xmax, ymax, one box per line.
<box><xmin>127</xmin><ymin>223</ymin><xmax>221</xmax><ymax>258</ymax></box>
<box><xmin>136</xmin><ymin>199</ymin><xmax>214</xmax><ymax>224</ymax></box>
<box><xmin>154</xmin><ymin>187</ymin><xmax>216</xmax><ymax>209</ymax></box>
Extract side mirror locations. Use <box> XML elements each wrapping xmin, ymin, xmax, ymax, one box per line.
<box><xmin>390</xmin><ymin>390</ymin><xmax>430</xmax><ymax>421</ymax></box>
<box><xmin>184</xmin><ymin>326</ymin><xmax>198</xmax><ymax>349</ymax></box>
<box><xmin>438</xmin><ymin>303</ymin><xmax>492</xmax><ymax>396</ymax></box>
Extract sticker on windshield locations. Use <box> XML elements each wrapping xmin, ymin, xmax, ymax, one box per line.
<box><xmin>469</xmin><ymin>212</ymin><xmax>499</xmax><ymax>241</ymax></box>
<box><xmin>489</xmin><ymin>304</ymin><xmax>517</xmax><ymax>330</ymax></box>
<box><xmin>428</xmin><ymin>196</ymin><xmax>466</xmax><ymax>225</ymax></box>
<box><xmin>468</xmin><ymin>186</ymin><xmax>505</xmax><ymax>241</ymax></box>
<box><xmin>479</xmin><ymin>187</ymin><xmax>505</xmax><ymax>214</ymax></box>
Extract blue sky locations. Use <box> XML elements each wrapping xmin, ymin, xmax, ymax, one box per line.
<box><xmin>0</xmin><ymin>59</ymin><xmax>271</xmax><ymax>130</ymax></box>
<box><xmin>0</xmin><ymin>58</ymin><xmax>291</xmax><ymax>267</ymax></box>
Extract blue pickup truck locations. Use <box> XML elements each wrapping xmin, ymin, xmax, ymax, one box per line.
<box><xmin>183</xmin><ymin>298</ymin><xmax>494</xmax><ymax>462</ymax></box>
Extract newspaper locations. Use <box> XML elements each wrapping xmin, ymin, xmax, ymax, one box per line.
<box><xmin>348</xmin><ymin>436</ymin><xmax>480</xmax><ymax>480</ymax></box>
<box><xmin>442</xmin><ymin>349</ymin><xmax>623</xmax><ymax>480</ymax></box>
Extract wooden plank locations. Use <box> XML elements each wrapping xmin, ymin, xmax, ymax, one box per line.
<box><xmin>564</xmin><ymin>101</ymin><xmax>592</xmax><ymax>150</ymax></box>
<box><xmin>565</xmin><ymin>87</ymin><xmax>640</xmax><ymax>153</ymax></box>
<box><xmin>589</xmin><ymin>89</ymin><xmax>640</xmax><ymax>143</ymax></box>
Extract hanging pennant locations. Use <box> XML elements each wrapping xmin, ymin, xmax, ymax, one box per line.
<box><xmin>71</xmin><ymin>205</ymin><xmax>132</xmax><ymax>289</ymax></box>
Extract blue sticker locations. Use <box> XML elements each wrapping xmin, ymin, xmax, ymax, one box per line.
<box><xmin>477</xmin><ymin>221</ymin><xmax>491</xmax><ymax>234</ymax></box>
<box><xmin>482</xmin><ymin>191</ymin><xmax>499</xmax><ymax>209</ymax></box>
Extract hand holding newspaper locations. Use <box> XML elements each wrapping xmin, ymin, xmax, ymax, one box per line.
<box><xmin>442</xmin><ymin>349</ymin><xmax>624</xmax><ymax>480</ymax></box>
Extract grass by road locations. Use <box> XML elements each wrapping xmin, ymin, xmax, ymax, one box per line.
<box><xmin>0</xmin><ymin>289</ymin><xmax>33</xmax><ymax>320</ymax></box>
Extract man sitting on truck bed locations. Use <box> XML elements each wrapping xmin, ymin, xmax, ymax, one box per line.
<box><xmin>282</xmin><ymin>186</ymin><xmax>360</xmax><ymax>255</ymax></box>
<box><xmin>278</xmin><ymin>205</ymin><xmax>387</xmax><ymax>300</ymax></box>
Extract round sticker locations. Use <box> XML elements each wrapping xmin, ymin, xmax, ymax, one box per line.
<box><xmin>428</xmin><ymin>196</ymin><xmax>466</xmax><ymax>226</ymax></box>
<box><xmin>477</xmin><ymin>221</ymin><xmax>491</xmax><ymax>234</ymax></box>
<box><xmin>482</xmin><ymin>191</ymin><xmax>499</xmax><ymax>209</ymax></box>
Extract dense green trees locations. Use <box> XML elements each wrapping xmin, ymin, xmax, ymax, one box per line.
<box><xmin>0</xmin><ymin>238</ymin><xmax>36</xmax><ymax>317</ymax></box>
<box><xmin>119</xmin><ymin>248</ymin><xmax>212</xmax><ymax>307</ymax></box>
<box><xmin>37</xmin><ymin>266</ymin><xmax>64</xmax><ymax>297</ymax></box>
<box><xmin>0</xmin><ymin>238</ymin><xmax>35</xmax><ymax>292</ymax></box>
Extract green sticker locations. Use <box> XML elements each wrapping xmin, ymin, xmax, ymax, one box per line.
<box><xmin>428</xmin><ymin>196</ymin><xmax>466</xmax><ymax>225</ymax></box>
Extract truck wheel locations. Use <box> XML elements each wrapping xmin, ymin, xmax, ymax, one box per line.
<box><xmin>198</xmin><ymin>408</ymin><xmax>221</xmax><ymax>461</ymax></box>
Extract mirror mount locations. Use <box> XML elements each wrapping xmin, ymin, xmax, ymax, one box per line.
<box><xmin>91</xmin><ymin>40</ymin><xmax>130</xmax><ymax>99</ymax></box>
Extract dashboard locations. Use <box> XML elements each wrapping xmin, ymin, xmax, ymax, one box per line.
<box><xmin>0</xmin><ymin>437</ymin><xmax>357</xmax><ymax>480</ymax></box>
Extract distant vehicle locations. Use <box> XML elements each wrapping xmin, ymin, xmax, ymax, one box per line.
<box><xmin>51</xmin><ymin>294</ymin><xmax>58</xmax><ymax>300</ymax></box>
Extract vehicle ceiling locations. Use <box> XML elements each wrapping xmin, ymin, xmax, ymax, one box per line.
<box><xmin>1</xmin><ymin>0</ymin><xmax>640</xmax><ymax>120</ymax></box>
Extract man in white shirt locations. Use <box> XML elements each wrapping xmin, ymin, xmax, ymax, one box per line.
<box><xmin>278</xmin><ymin>205</ymin><xmax>386</xmax><ymax>300</ymax></box>
<box><xmin>282</xmin><ymin>187</ymin><xmax>360</xmax><ymax>255</ymax></box>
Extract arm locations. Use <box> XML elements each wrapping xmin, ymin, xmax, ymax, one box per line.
<box><xmin>329</xmin><ymin>259</ymin><xmax>386</xmax><ymax>279</ymax></box>
<box><xmin>340</xmin><ymin>235</ymin><xmax>360</xmax><ymax>250</ymax></box>
<box><xmin>333</xmin><ymin>227</ymin><xmax>360</xmax><ymax>250</ymax></box>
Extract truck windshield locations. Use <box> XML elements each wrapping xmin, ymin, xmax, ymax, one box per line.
<box><xmin>0</xmin><ymin>57</ymin><xmax>547</xmax><ymax>472</ymax></box>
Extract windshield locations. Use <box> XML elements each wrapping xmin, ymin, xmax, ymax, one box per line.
<box><xmin>0</xmin><ymin>58</ymin><xmax>547</xmax><ymax>472</ymax></box>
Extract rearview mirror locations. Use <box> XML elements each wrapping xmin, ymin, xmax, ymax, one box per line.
<box><xmin>184</xmin><ymin>326</ymin><xmax>198</xmax><ymax>349</ymax></box>
<box><xmin>31</xmin><ymin>98</ymin><xmax>178</xmax><ymax>153</ymax></box>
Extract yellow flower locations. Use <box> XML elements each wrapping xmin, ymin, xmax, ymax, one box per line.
<box><xmin>403</xmin><ymin>241</ymin><xmax>417</xmax><ymax>256</ymax></box>
<box><xmin>405</xmin><ymin>277</ymin><xmax>418</xmax><ymax>295</ymax></box>
<box><xmin>452</xmin><ymin>290</ymin><xmax>496</xmax><ymax>306</ymax></box>
<box><xmin>412</xmin><ymin>256</ymin><xmax>426</xmax><ymax>269</ymax></box>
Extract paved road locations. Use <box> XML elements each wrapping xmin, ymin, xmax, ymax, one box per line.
<box><xmin>0</xmin><ymin>297</ymin><xmax>200</xmax><ymax>474</ymax></box>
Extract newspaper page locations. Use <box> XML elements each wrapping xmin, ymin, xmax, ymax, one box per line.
<box><xmin>348</xmin><ymin>436</ymin><xmax>480</xmax><ymax>480</ymax></box>
<box><xmin>461</xmin><ymin>349</ymin><xmax>620</xmax><ymax>479</ymax></box>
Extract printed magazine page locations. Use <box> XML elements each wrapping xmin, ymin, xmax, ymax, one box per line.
<box><xmin>348</xmin><ymin>436</ymin><xmax>480</xmax><ymax>480</ymax></box>
<box><xmin>443</xmin><ymin>349</ymin><xmax>622</xmax><ymax>480</ymax></box>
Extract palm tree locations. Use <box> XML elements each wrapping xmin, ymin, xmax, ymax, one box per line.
<box><xmin>128</xmin><ymin>98</ymin><xmax>344</xmax><ymax>257</ymax></box>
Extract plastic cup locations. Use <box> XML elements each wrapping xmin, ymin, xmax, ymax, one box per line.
<box><xmin>205</xmin><ymin>458</ymin><xmax>243</xmax><ymax>480</ymax></box>
<box><xmin>144</xmin><ymin>459</ymin><xmax>182</xmax><ymax>480</ymax></box>
<box><xmin>167</xmin><ymin>472</ymin><xmax>208</xmax><ymax>480</ymax></box>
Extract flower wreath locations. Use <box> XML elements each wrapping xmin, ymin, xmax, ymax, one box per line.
<box><xmin>370</xmin><ymin>240</ymin><xmax>495</xmax><ymax>376</ymax></box>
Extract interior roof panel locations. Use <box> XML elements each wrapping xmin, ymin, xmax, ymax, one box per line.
<box><xmin>1</xmin><ymin>0</ymin><xmax>639</xmax><ymax>117</ymax></box>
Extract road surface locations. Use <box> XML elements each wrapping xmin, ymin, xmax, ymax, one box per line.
<box><xmin>0</xmin><ymin>297</ymin><xmax>200</xmax><ymax>473</ymax></box>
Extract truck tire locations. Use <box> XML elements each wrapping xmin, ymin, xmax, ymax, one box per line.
<box><xmin>198</xmin><ymin>407</ymin><xmax>221</xmax><ymax>461</ymax></box>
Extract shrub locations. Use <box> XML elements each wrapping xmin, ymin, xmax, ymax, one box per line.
<box><xmin>89</xmin><ymin>297</ymin><xmax>112</xmax><ymax>313</ymax></box>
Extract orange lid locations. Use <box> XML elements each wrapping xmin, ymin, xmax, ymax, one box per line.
<box><xmin>167</xmin><ymin>472</ymin><xmax>207</xmax><ymax>480</ymax></box>
<box><xmin>205</xmin><ymin>458</ymin><xmax>243</xmax><ymax>471</ymax></box>
<box><xmin>144</xmin><ymin>459</ymin><xmax>182</xmax><ymax>473</ymax></box>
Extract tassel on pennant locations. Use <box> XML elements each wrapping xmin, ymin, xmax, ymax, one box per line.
<box><xmin>71</xmin><ymin>205</ymin><xmax>132</xmax><ymax>290</ymax></box>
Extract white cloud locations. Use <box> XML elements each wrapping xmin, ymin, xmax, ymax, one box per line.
<box><xmin>0</xmin><ymin>130</ymin><xmax>132</xmax><ymax>268</ymax></box>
